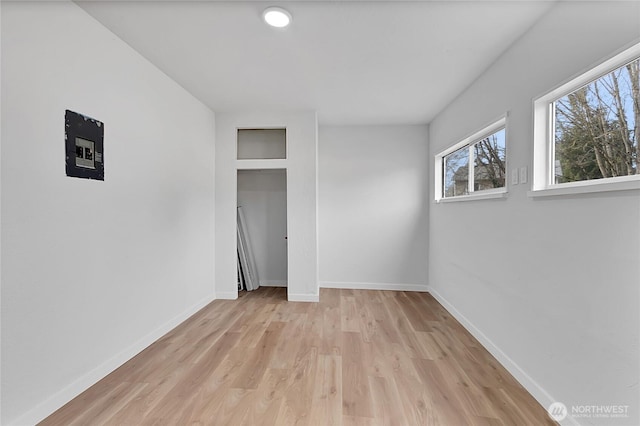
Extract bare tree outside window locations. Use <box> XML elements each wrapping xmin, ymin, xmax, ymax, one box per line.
<box><xmin>443</xmin><ymin>128</ymin><xmax>506</xmax><ymax>198</ymax></box>
<box><xmin>444</xmin><ymin>147</ymin><xmax>469</xmax><ymax>197</ymax></box>
<box><xmin>474</xmin><ymin>130</ymin><xmax>507</xmax><ymax>190</ymax></box>
<box><xmin>554</xmin><ymin>58</ymin><xmax>639</xmax><ymax>183</ymax></box>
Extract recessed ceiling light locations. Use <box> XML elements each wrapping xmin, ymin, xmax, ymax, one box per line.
<box><xmin>263</xmin><ymin>7</ymin><xmax>292</xmax><ymax>28</ymax></box>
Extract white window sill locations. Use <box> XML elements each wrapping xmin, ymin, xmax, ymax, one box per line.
<box><xmin>236</xmin><ymin>159</ymin><xmax>287</xmax><ymax>170</ymax></box>
<box><xmin>436</xmin><ymin>189</ymin><xmax>507</xmax><ymax>203</ymax></box>
<box><xmin>528</xmin><ymin>178</ymin><xmax>640</xmax><ymax>198</ymax></box>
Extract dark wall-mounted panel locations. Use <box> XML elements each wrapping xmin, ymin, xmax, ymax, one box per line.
<box><xmin>65</xmin><ymin>110</ymin><xmax>104</xmax><ymax>180</ymax></box>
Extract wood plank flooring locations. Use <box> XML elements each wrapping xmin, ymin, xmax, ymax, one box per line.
<box><xmin>40</xmin><ymin>288</ymin><xmax>555</xmax><ymax>425</ymax></box>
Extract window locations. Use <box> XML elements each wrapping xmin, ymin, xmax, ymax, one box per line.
<box><xmin>533</xmin><ymin>42</ymin><xmax>640</xmax><ymax>193</ymax></box>
<box><xmin>237</xmin><ymin>128</ymin><xmax>286</xmax><ymax>160</ymax></box>
<box><xmin>435</xmin><ymin>118</ymin><xmax>507</xmax><ymax>201</ymax></box>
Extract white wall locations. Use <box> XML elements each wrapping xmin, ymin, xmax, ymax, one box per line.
<box><xmin>237</xmin><ymin>169</ymin><xmax>288</xmax><ymax>286</ymax></box>
<box><xmin>0</xmin><ymin>3</ymin><xmax>3</xmax><ymax>424</ymax></box>
<box><xmin>216</xmin><ymin>112</ymin><xmax>318</xmax><ymax>301</ymax></box>
<box><xmin>428</xmin><ymin>2</ymin><xmax>640</xmax><ymax>425</ymax></box>
<box><xmin>0</xmin><ymin>2</ymin><xmax>216</xmax><ymax>424</ymax></box>
<box><xmin>318</xmin><ymin>125</ymin><xmax>429</xmax><ymax>291</ymax></box>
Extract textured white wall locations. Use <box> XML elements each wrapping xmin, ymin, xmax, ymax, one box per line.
<box><xmin>428</xmin><ymin>2</ymin><xmax>640</xmax><ymax>425</ymax></box>
<box><xmin>215</xmin><ymin>112</ymin><xmax>318</xmax><ymax>301</ymax></box>
<box><xmin>318</xmin><ymin>125</ymin><xmax>429</xmax><ymax>290</ymax></box>
<box><xmin>0</xmin><ymin>2</ymin><xmax>216</xmax><ymax>424</ymax></box>
<box><xmin>237</xmin><ymin>169</ymin><xmax>288</xmax><ymax>286</ymax></box>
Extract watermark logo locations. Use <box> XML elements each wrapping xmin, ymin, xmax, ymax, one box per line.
<box><xmin>548</xmin><ymin>402</ymin><xmax>568</xmax><ymax>421</ymax></box>
<box><xmin>572</xmin><ymin>404</ymin><xmax>629</xmax><ymax>419</ymax></box>
<box><xmin>548</xmin><ymin>402</ymin><xmax>629</xmax><ymax>422</ymax></box>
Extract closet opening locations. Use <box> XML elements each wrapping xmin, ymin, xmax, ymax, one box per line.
<box><xmin>237</xmin><ymin>168</ymin><xmax>288</xmax><ymax>297</ymax></box>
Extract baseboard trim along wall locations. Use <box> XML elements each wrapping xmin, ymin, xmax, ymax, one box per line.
<box><xmin>320</xmin><ymin>281</ymin><xmax>429</xmax><ymax>292</ymax></box>
<box><xmin>288</xmin><ymin>293</ymin><xmax>320</xmax><ymax>302</ymax></box>
<box><xmin>215</xmin><ymin>291</ymin><xmax>239</xmax><ymax>300</ymax></box>
<box><xmin>260</xmin><ymin>280</ymin><xmax>287</xmax><ymax>287</ymax></box>
<box><xmin>12</xmin><ymin>294</ymin><xmax>217</xmax><ymax>426</ymax></box>
<box><xmin>426</xmin><ymin>287</ymin><xmax>580</xmax><ymax>426</ymax></box>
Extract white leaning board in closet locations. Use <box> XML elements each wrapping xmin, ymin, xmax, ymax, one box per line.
<box><xmin>237</xmin><ymin>206</ymin><xmax>260</xmax><ymax>291</ymax></box>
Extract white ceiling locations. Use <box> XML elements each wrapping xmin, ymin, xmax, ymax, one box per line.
<box><xmin>77</xmin><ymin>1</ymin><xmax>556</xmax><ymax>125</ymax></box>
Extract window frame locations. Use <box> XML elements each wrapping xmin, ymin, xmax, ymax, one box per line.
<box><xmin>532</xmin><ymin>42</ymin><xmax>640</xmax><ymax>196</ymax></box>
<box><xmin>435</xmin><ymin>116</ymin><xmax>508</xmax><ymax>202</ymax></box>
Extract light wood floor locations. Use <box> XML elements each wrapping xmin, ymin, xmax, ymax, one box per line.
<box><xmin>41</xmin><ymin>287</ymin><xmax>554</xmax><ymax>425</ymax></box>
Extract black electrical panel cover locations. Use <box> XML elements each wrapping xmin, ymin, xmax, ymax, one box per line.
<box><xmin>65</xmin><ymin>110</ymin><xmax>104</xmax><ymax>180</ymax></box>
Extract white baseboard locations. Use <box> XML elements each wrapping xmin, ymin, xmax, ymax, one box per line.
<box><xmin>426</xmin><ymin>287</ymin><xmax>579</xmax><ymax>426</ymax></box>
<box><xmin>216</xmin><ymin>291</ymin><xmax>238</xmax><ymax>300</ymax></box>
<box><xmin>11</xmin><ymin>294</ymin><xmax>217</xmax><ymax>426</ymax></box>
<box><xmin>260</xmin><ymin>280</ymin><xmax>287</xmax><ymax>287</ymax></box>
<box><xmin>320</xmin><ymin>281</ymin><xmax>429</xmax><ymax>292</ymax></box>
<box><xmin>288</xmin><ymin>292</ymin><xmax>319</xmax><ymax>302</ymax></box>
